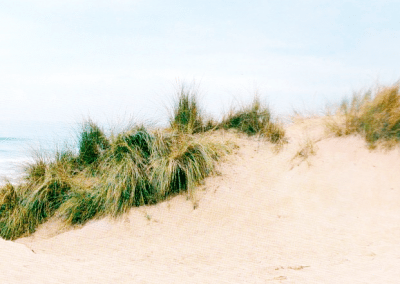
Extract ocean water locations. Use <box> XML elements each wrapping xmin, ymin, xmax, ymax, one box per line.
<box><xmin>0</xmin><ymin>121</ymin><xmax>78</xmax><ymax>184</ymax></box>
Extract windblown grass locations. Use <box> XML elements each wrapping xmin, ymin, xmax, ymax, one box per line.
<box><xmin>0</xmin><ymin>121</ymin><xmax>231</xmax><ymax>239</ymax></box>
<box><xmin>78</xmin><ymin>120</ymin><xmax>110</xmax><ymax>166</ymax></box>
<box><xmin>170</xmin><ymin>84</ymin><xmax>205</xmax><ymax>134</ymax></box>
<box><xmin>149</xmin><ymin>131</ymin><xmax>229</xmax><ymax>199</ymax></box>
<box><xmin>0</xmin><ymin>150</ymin><xmax>81</xmax><ymax>239</ymax></box>
<box><xmin>0</xmin><ymin>83</ymin><xmax>284</xmax><ymax>240</ymax></box>
<box><xmin>95</xmin><ymin>128</ymin><xmax>156</xmax><ymax>216</ymax></box>
<box><xmin>0</xmin><ymin>183</ymin><xmax>18</xmax><ymax>235</ymax></box>
<box><xmin>57</xmin><ymin>189</ymin><xmax>100</xmax><ymax>226</ymax></box>
<box><xmin>327</xmin><ymin>82</ymin><xmax>400</xmax><ymax>148</ymax></box>
<box><xmin>219</xmin><ymin>96</ymin><xmax>286</xmax><ymax>143</ymax></box>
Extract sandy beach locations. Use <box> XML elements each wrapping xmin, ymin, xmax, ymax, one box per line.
<box><xmin>2</xmin><ymin>117</ymin><xmax>400</xmax><ymax>283</ymax></box>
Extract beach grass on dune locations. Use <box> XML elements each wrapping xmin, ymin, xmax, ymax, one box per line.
<box><xmin>327</xmin><ymin>82</ymin><xmax>400</xmax><ymax>148</ymax></box>
<box><xmin>0</xmin><ymin>83</ymin><xmax>285</xmax><ymax>240</ymax></box>
<box><xmin>148</xmin><ymin>131</ymin><xmax>230</xmax><ymax>199</ymax></box>
<box><xmin>0</xmin><ymin>151</ymin><xmax>81</xmax><ymax>239</ymax></box>
<box><xmin>0</xmin><ymin>123</ymin><xmax>230</xmax><ymax>239</ymax></box>
<box><xmin>94</xmin><ymin>128</ymin><xmax>156</xmax><ymax>216</ymax></box>
<box><xmin>219</xmin><ymin>95</ymin><xmax>286</xmax><ymax>143</ymax></box>
<box><xmin>170</xmin><ymin>84</ymin><xmax>215</xmax><ymax>134</ymax></box>
<box><xmin>57</xmin><ymin>189</ymin><xmax>101</xmax><ymax>226</ymax></box>
<box><xmin>78</xmin><ymin>120</ymin><xmax>110</xmax><ymax>170</ymax></box>
<box><xmin>0</xmin><ymin>184</ymin><xmax>18</xmax><ymax>234</ymax></box>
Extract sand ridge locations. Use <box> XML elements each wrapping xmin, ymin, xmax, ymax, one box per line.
<box><xmin>2</xmin><ymin>117</ymin><xmax>400</xmax><ymax>283</ymax></box>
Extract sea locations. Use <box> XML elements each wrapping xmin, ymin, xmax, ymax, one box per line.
<box><xmin>0</xmin><ymin>121</ymin><xmax>79</xmax><ymax>185</ymax></box>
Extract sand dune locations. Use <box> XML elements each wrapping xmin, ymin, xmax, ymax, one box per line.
<box><xmin>2</xmin><ymin>117</ymin><xmax>400</xmax><ymax>283</ymax></box>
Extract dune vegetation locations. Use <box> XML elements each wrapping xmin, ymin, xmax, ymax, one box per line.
<box><xmin>3</xmin><ymin>80</ymin><xmax>400</xmax><ymax>241</ymax></box>
<box><xmin>4</xmin><ymin>80</ymin><xmax>399</xmax><ymax>241</ymax></box>
<box><xmin>219</xmin><ymin>95</ymin><xmax>286</xmax><ymax>143</ymax></box>
<box><xmin>327</xmin><ymin>81</ymin><xmax>400</xmax><ymax>148</ymax></box>
<box><xmin>0</xmin><ymin>85</ymin><xmax>286</xmax><ymax>240</ymax></box>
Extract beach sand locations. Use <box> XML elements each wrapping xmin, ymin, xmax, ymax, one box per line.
<box><xmin>2</xmin><ymin>117</ymin><xmax>400</xmax><ymax>283</ymax></box>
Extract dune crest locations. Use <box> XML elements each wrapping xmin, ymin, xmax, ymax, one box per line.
<box><xmin>2</xmin><ymin>117</ymin><xmax>399</xmax><ymax>283</ymax></box>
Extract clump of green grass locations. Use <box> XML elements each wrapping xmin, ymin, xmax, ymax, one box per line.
<box><xmin>57</xmin><ymin>189</ymin><xmax>100</xmax><ymax>226</ymax></box>
<box><xmin>327</xmin><ymin>82</ymin><xmax>400</xmax><ymax>148</ymax></box>
<box><xmin>0</xmin><ymin>183</ymin><xmax>18</xmax><ymax>220</ymax></box>
<box><xmin>95</xmin><ymin>128</ymin><xmax>156</xmax><ymax>216</ymax></box>
<box><xmin>219</xmin><ymin>96</ymin><xmax>286</xmax><ymax>143</ymax></box>
<box><xmin>1</xmin><ymin>84</ymin><xmax>282</xmax><ymax>240</ymax></box>
<box><xmin>0</xmin><ymin>123</ymin><xmax>231</xmax><ymax>239</ymax></box>
<box><xmin>0</xmin><ymin>151</ymin><xmax>81</xmax><ymax>239</ymax></box>
<box><xmin>55</xmin><ymin>126</ymin><xmax>156</xmax><ymax>224</ymax></box>
<box><xmin>149</xmin><ymin>131</ymin><xmax>230</xmax><ymax>198</ymax></box>
<box><xmin>42</xmin><ymin>124</ymin><xmax>229</xmax><ymax>228</ymax></box>
<box><xmin>78</xmin><ymin>120</ymin><xmax>110</xmax><ymax>166</ymax></box>
<box><xmin>170</xmin><ymin>84</ymin><xmax>205</xmax><ymax>134</ymax></box>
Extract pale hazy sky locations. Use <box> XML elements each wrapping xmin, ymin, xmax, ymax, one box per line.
<box><xmin>1</xmin><ymin>0</ymin><xmax>399</xmax><ymax>124</ymax></box>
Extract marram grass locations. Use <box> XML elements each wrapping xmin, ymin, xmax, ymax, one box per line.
<box><xmin>170</xmin><ymin>84</ymin><xmax>203</xmax><ymax>134</ymax></box>
<box><xmin>78</xmin><ymin>120</ymin><xmax>110</xmax><ymax>166</ymax></box>
<box><xmin>219</xmin><ymin>96</ymin><xmax>286</xmax><ymax>143</ymax></box>
<box><xmin>95</xmin><ymin>129</ymin><xmax>155</xmax><ymax>216</ymax></box>
<box><xmin>149</xmin><ymin>131</ymin><xmax>230</xmax><ymax>198</ymax></box>
<box><xmin>0</xmin><ymin>183</ymin><xmax>18</xmax><ymax>236</ymax></box>
<box><xmin>0</xmin><ymin>84</ymin><xmax>284</xmax><ymax>240</ymax></box>
<box><xmin>57</xmin><ymin>189</ymin><xmax>101</xmax><ymax>226</ymax></box>
<box><xmin>327</xmin><ymin>82</ymin><xmax>400</xmax><ymax>148</ymax></box>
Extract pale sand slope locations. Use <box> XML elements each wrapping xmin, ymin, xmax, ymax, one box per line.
<box><xmin>2</xmin><ymin>117</ymin><xmax>400</xmax><ymax>283</ymax></box>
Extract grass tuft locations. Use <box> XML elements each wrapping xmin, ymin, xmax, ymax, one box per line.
<box><xmin>149</xmin><ymin>131</ymin><xmax>229</xmax><ymax>198</ymax></box>
<box><xmin>57</xmin><ymin>190</ymin><xmax>101</xmax><ymax>226</ymax></box>
<box><xmin>170</xmin><ymin>84</ymin><xmax>205</xmax><ymax>134</ymax></box>
<box><xmin>96</xmin><ymin>128</ymin><xmax>155</xmax><ymax>216</ymax></box>
<box><xmin>327</xmin><ymin>82</ymin><xmax>400</xmax><ymax>148</ymax></box>
<box><xmin>219</xmin><ymin>96</ymin><xmax>286</xmax><ymax>143</ymax></box>
<box><xmin>78</xmin><ymin>120</ymin><xmax>110</xmax><ymax>166</ymax></box>
<box><xmin>0</xmin><ymin>183</ymin><xmax>18</xmax><ymax>218</ymax></box>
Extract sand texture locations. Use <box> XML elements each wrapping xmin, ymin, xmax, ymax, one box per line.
<box><xmin>2</xmin><ymin>117</ymin><xmax>400</xmax><ymax>283</ymax></box>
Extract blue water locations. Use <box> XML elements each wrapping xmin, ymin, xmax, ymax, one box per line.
<box><xmin>0</xmin><ymin>121</ymin><xmax>78</xmax><ymax>184</ymax></box>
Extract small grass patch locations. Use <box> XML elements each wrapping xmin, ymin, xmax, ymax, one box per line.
<box><xmin>219</xmin><ymin>96</ymin><xmax>286</xmax><ymax>144</ymax></box>
<box><xmin>327</xmin><ymin>82</ymin><xmax>400</xmax><ymax>148</ymax></box>
<box><xmin>148</xmin><ymin>131</ymin><xmax>230</xmax><ymax>199</ymax></box>
<box><xmin>170</xmin><ymin>84</ymin><xmax>205</xmax><ymax>134</ymax></box>
<box><xmin>291</xmin><ymin>137</ymin><xmax>319</xmax><ymax>168</ymax></box>
<box><xmin>78</xmin><ymin>120</ymin><xmax>110</xmax><ymax>166</ymax></box>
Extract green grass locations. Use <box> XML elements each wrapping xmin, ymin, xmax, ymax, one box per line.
<box><xmin>170</xmin><ymin>84</ymin><xmax>205</xmax><ymax>134</ymax></box>
<box><xmin>148</xmin><ymin>131</ymin><xmax>229</xmax><ymax>198</ymax></box>
<box><xmin>57</xmin><ymin>189</ymin><xmax>101</xmax><ymax>226</ymax></box>
<box><xmin>78</xmin><ymin>120</ymin><xmax>110</xmax><ymax>166</ymax></box>
<box><xmin>327</xmin><ymin>82</ymin><xmax>400</xmax><ymax>148</ymax></box>
<box><xmin>0</xmin><ymin>83</ymin><xmax>282</xmax><ymax>240</ymax></box>
<box><xmin>0</xmin><ymin>125</ymin><xmax>231</xmax><ymax>239</ymax></box>
<box><xmin>219</xmin><ymin>96</ymin><xmax>286</xmax><ymax>143</ymax></box>
<box><xmin>0</xmin><ymin>151</ymin><xmax>80</xmax><ymax>239</ymax></box>
<box><xmin>95</xmin><ymin>128</ymin><xmax>156</xmax><ymax>216</ymax></box>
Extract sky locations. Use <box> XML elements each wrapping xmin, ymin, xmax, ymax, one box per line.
<box><xmin>1</xmin><ymin>0</ymin><xmax>399</xmax><ymax>125</ymax></box>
